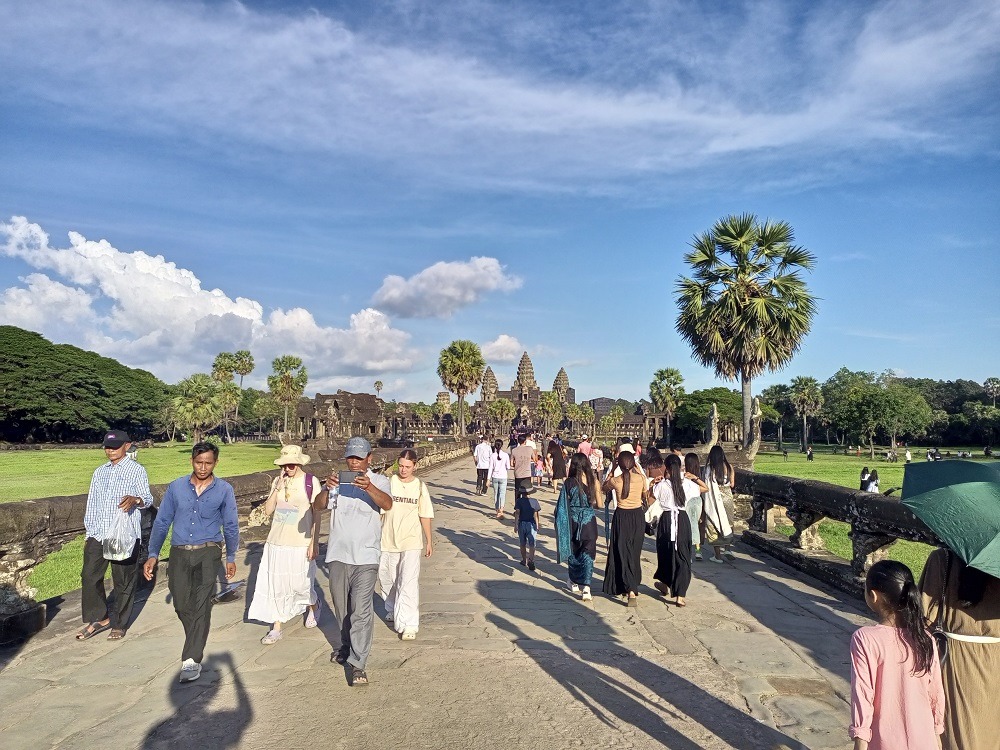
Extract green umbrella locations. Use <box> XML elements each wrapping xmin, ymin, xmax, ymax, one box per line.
<box><xmin>901</xmin><ymin>460</ymin><xmax>1000</xmax><ymax>578</ymax></box>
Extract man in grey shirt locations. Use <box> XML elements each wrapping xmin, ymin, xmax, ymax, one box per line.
<box><xmin>315</xmin><ymin>436</ymin><xmax>392</xmax><ymax>686</ymax></box>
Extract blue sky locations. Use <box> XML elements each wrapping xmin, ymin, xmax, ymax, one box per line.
<box><xmin>1</xmin><ymin>0</ymin><xmax>998</xmax><ymax>404</ymax></box>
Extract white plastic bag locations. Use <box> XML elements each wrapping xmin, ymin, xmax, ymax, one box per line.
<box><xmin>103</xmin><ymin>511</ymin><xmax>136</xmax><ymax>561</ymax></box>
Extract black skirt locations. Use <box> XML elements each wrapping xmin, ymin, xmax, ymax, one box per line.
<box><xmin>602</xmin><ymin>506</ymin><xmax>645</xmax><ymax>597</ymax></box>
<box><xmin>654</xmin><ymin>510</ymin><xmax>692</xmax><ymax>598</ymax></box>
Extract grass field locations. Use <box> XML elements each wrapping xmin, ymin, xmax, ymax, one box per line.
<box><xmin>755</xmin><ymin>446</ymin><xmax>937</xmax><ymax>578</ymax></box>
<box><xmin>0</xmin><ymin>442</ymin><xmax>282</xmax><ymax>502</ymax></box>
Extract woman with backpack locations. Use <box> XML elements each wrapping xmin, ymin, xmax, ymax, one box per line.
<box><xmin>248</xmin><ymin>445</ymin><xmax>323</xmax><ymax>644</ymax></box>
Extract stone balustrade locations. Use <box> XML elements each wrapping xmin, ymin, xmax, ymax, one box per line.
<box><xmin>0</xmin><ymin>438</ymin><xmax>471</xmax><ymax>643</ymax></box>
<box><xmin>734</xmin><ymin>468</ymin><xmax>940</xmax><ymax>596</ymax></box>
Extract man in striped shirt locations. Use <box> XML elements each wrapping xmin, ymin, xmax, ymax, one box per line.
<box><xmin>76</xmin><ymin>430</ymin><xmax>153</xmax><ymax>641</ymax></box>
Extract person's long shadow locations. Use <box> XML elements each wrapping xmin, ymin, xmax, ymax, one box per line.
<box><xmin>480</xmin><ymin>580</ymin><xmax>804</xmax><ymax>750</ymax></box>
<box><xmin>141</xmin><ymin>651</ymin><xmax>252</xmax><ymax>749</ymax></box>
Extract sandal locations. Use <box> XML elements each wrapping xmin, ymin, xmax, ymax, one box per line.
<box><xmin>107</xmin><ymin>628</ymin><xmax>127</xmax><ymax>640</ymax></box>
<box><xmin>331</xmin><ymin>650</ymin><xmax>348</xmax><ymax>665</ymax></box>
<box><xmin>351</xmin><ymin>667</ymin><xmax>369</xmax><ymax>686</ymax></box>
<box><xmin>653</xmin><ymin>581</ymin><xmax>670</xmax><ymax>597</ymax></box>
<box><xmin>75</xmin><ymin>622</ymin><xmax>111</xmax><ymax>641</ymax></box>
<box><xmin>261</xmin><ymin>629</ymin><xmax>282</xmax><ymax>645</ymax></box>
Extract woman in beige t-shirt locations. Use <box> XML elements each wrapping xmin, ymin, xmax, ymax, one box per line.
<box><xmin>379</xmin><ymin>449</ymin><xmax>434</xmax><ymax>640</ymax></box>
<box><xmin>248</xmin><ymin>445</ymin><xmax>322</xmax><ymax>644</ymax></box>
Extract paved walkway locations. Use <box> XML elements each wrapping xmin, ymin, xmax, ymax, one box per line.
<box><xmin>1</xmin><ymin>459</ymin><xmax>869</xmax><ymax>749</ymax></box>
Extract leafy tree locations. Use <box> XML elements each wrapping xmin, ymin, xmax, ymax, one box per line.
<box><xmin>675</xmin><ymin>387</ymin><xmax>743</xmax><ymax>441</ymax></box>
<box><xmin>789</xmin><ymin>376</ymin><xmax>824</xmax><ymax>452</ymax></box>
<box><xmin>488</xmin><ymin>397</ymin><xmax>516</xmax><ymax>433</ymax></box>
<box><xmin>431</xmin><ymin>399</ymin><xmax>448</xmax><ymax>431</ymax></box>
<box><xmin>985</xmin><ymin>377</ymin><xmax>1000</xmax><ymax>408</ymax></box>
<box><xmin>267</xmin><ymin>356</ymin><xmax>308</xmax><ymax>434</ymax></box>
<box><xmin>577</xmin><ymin>404</ymin><xmax>595</xmax><ymax>436</ymax></box>
<box><xmin>649</xmin><ymin>368</ymin><xmax>685</xmax><ymax>445</ymax></box>
<box><xmin>675</xmin><ymin>213</ymin><xmax>817</xmax><ymax>448</ymax></box>
<box><xmin>538</xmin><ymin>391</ymin><xmax>563</xmax><ymax>435</ymax></box>
<box><xmin>607</xmin><ymin>404</ymin><xmax>626</xmax><ymax>431</ymax></box>
<box><xmin>374</xmin><ymin>380</ymin><xmax>384</xmax><ymax>398</ymax></box>
<box><xmin>598</xmin><ymin>414</ymin><xmax>616</xmax><ymax>435</ymax></box>
<box><xmin>437</xmin><ymin>340</ymin><xmax>485</xmax><ymax>436</ymax></box>
<box><xmin>411</xmin><ymin>402</ymin><xmax>434</xmax><ymax>429</ymax></box>
<box><xmin>564</xmin><ymin>403</ymin><xmax>583</xmax><ymax>434</ymax></box>
<box><xmin>760</xmin><ymin>383</ymin><xmax>793</xmax><ymax>449</ymax></box>
<box><xmin>822</xmin><ymin>368</ymin><xmax>877</xmax><ymax>444</ymax></box>
<box><xmin>173</xmin><ymin>374</ymin><xmax>224</xmax><ymax>443</ymax></box>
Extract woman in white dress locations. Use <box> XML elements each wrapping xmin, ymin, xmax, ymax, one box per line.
<box><xmin>248</xmin><ymin>445</ymin><xmax>322</xmax><ymax>644</ymax></box>
<box><xmin>701</xmin><ymin>445</ymin><xmax>736</xmax><ymax>563</ymax></box>
<box><xmin>379</xmin><ymin>449</ymin><xmax>434</xmax><ymax>640</ymax></box>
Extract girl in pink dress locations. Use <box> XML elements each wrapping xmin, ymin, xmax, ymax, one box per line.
<box><xmin>850</xmin><ymin>560</ymin><xmax>945</xmax><ymax>750</ymax></box>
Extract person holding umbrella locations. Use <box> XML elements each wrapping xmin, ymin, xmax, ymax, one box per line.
<box><xmin>902</xmin><ymin>459</ymin><xmax>1000</xmax><ymax>750</ymax></box>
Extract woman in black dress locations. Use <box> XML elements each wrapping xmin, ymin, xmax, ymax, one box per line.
<box><xmin>600</xmin><ymin>447</ymin><xmax>647</xmax><ymax>606</ymax></box>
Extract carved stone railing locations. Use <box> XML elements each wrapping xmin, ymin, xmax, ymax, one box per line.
<box><xmin>734</xmin><ymin>469</ymin><xmax>940</xmax><ymax>595</ymax></box>
<box><xmin>0</xmin><ymin>439</ymin><xmax>470</xmax><ymax>643</ymax></box>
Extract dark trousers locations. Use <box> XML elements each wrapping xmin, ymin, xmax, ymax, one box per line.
<box><xmin>476</xmin><ymin>468</ymin><xmax>489</xmax><ymax>494</ymax></box>
<box><xmin>168</xmin><ymin>546</ymin><xmax>221</xmax><ymax>663</ymax></box>
<box><xmin>81</xmin><ymin>536</ymin><xmax>139</xmax><ymax>628</ymax></box>
<box><xmin>514</xmin><ymin>476</ymin><xmax>532</xmax><ymax>497</ymax></box>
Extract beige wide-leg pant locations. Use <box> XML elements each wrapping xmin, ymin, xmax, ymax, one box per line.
<box><xmin>378</xmin><ymin>549</ymin><xmax>422</xmax><ymax>632</ymax></box>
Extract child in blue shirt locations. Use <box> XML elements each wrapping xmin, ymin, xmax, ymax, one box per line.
<box><xmin>514</xmin><ymin>490</ymin><xmax>541</xmax><ymax>571</ymax></box>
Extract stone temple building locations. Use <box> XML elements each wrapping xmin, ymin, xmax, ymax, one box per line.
<box><xmin>472</xmin><ymin>352</ymin><xmax>575</xmax><ymax>430</ymax></box>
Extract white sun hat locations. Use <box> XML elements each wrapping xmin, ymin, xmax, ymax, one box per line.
<box><xmin>274</xmin><ymin>445</ymin><xmax>311</xmax><ymax>466</ymax></box>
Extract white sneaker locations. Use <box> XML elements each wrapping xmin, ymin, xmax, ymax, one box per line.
<box><xmin>569</xmin><ymin>581</ymin><xmax>581</xmax><ymax>594</ymax></box>
<box><xmin>581</xmin><ymin>587</ymin><xmax>592</xmax><ymax>602</ymax></box>
<box><xmin>179</xmin><ymin>658</ymin><xmax>201</xmax><ymax>683</ymax></box>
<box><xmin>709</xmin><ymin>555</ymin><xmax>724</xmax><ymax>564</ymax></box>
<box><xmin>401</xmin><ymin>629</ymin><xmax>417</xmax><ymax>640</ymax></box>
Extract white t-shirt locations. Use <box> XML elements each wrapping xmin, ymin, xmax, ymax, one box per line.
<box><xmin>381</xmin><ymin>475</ymin><xmax>434</xmax><ymax>553</ymax></box>
<box><xmin>474</xmin><ymin>442</ymin><xmax>492</xmax><ymax>469</ymax></box>
<box><xmin>325</xmin><ymin>469</ymin><xmax>392</xmax><ymax>566</ymax></box>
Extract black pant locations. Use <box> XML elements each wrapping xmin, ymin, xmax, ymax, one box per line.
<box><xmin>81</xmin><ymin>536</ymin><xmax>139</xmax><ymax>629</ymax></box>
<box><xmin>168</xmin><ymin>546</ymin><xmax>221</xmax><ymax>663</ymax></box>
<box><xmin>514</xmin><ymin>477</ymin><xmax>533</xmax><ymax>497</ymax></box>
<box><xmin>476</xmin><ymin>468</ymin><xmax>489</xmax><ymax>494</ymax></box>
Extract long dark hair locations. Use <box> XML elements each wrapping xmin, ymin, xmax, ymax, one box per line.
<box><xmin>955</xmin><ymin>555</ymin><xmax>993</xmax><ymax>608</ymax></box>
<box><xmin>708</xmin><ymin>445</ymin><xmax>731</xmax><ymax>485</ymax></box>
<box><xmin>684</xmin><ymin>452</ymin><xmax>700</xmax><ymax>478</ymax></box>
<box><xmin>567</xmin><ymin>452</ymin><xmax>598</xmax><ymax>506</ymax></box>
<box><xmin>866</xmin><ymin>560</ymin><xmax>934</xmax><ymax>675</ymax></box>
<box><xmin>617</xmin><ymin>451</ymin><xmax>637</xmax><ymax>499</ymax></box>
<box><xmin>493</xmin><ymin>439</ymin><xmax>503</xmax><ymax>459</ymax></box>
<box><xmin>869</xmin><ymin>469</ymin><xmax>879</xmax><ymax>484</ymax></box>
<box><xmin>664</xmin><ymin>454</ymin><xmax>686</xmax><ymax>509</ymax></box>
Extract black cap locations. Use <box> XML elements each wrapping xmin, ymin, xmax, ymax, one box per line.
<box><xmin>103</xmin><ymin>430</ymin><xmax>131</xmax><ymax>448</ymax></box>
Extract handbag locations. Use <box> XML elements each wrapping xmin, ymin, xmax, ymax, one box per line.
<box><xmin>930</xmin><ymin>551</ymin><xmax>952</xmax><ymax>666</ymax></box>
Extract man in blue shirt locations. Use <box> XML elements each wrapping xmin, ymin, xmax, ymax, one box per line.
<box><xmin>77</xmin><ymin>429</ymin><xmax>153</xmax><ymax>641</ymax></box>
<box><xmin>144</xmin><ymin>442</ymin><xmax>239</xmax><ymax>684</ymax></box>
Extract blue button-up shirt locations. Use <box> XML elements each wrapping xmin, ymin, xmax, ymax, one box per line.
<box><xmin>148</xmin><ymin>474</ymin><xmax>240</xmax><ymax>563</ymax></box>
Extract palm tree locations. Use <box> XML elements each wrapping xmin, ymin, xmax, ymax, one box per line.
<box><xmin>985</xmin><ymin>377</ymin><xmax>1000</xmax><ymax>407</ymax></box>
<box><xmin>565</xmin><ymin>403</ymin><xmax>583</xmax><ymax>434</ymax></box>
<box><xmin>538</xmin><ymin>391</ymin><xmax>563</xmax><ymax>435</ymax></box>
<box><xmin>412</xmin><ymin>403</ymin><xmax>433</xmax><ymax>430</ymax></box>
<box><xmin>267</xmin><ymin>355</ymin><xmax>308</xmax><ymax>435</ymax></box>
<box><xmin>431</xmin><ymin>400</ymin><xmax>448</xmax><ymax>433</ymax></box>
<box><xmin>211</xmin><ymin>352</ymin><xmax>237</xmax><ymax>382</ymax></box>
<box><xmin>649</xmin><ymin>368</ymin><xmax>685</xmax><ymax>445</ymax></box>
<box><xmin>789</xmin><ymin>376</ymin><xmax>824</xmax><ymax>452</ymax></box>
<box><xmin>232</xmin><ymin>350</ymin><xmax>254</xmax><ymax>425</ymax></box>
<box><xmin>173</xmin><ymin>374</ymin><xmax>224</xmax><ymax>443</ymax></box>
<box><xmin>487</xmin><ymin>397</ymin><xmax>516</xmax><ymax>433</ymax></box>
<box><xmin>760</xmin><ymin>383</ymin><xmax>793</xmax><ymax>450</ymax></box>
<box><xmin>578</xmin><ymin>404</ymin><xmax>595</xmax><ymax>437</ymax></box>
<box><xmin>374</xmin><ymin>380</ymin><xmax>384</xmax><ymax>398</ymax></box>
<box><xmin>437</xmin><ymin>340</ymin><xmax>486</xmax><ymax>436</ymax></box>
<box><xmin>607</xmin><ymin>404</ymin><xmax>625</xmax><ymax>438</ymax></box>
<box><xmin>676</xmin><ymin>213</ymin><xmax>817</xmax><ymax>449</ymax></box>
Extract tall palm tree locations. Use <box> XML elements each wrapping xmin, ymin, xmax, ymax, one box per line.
<box><xmin>374</xmin><ymin>380</ymin><xmax>384</xmax><ymax>398</ymax></box>
<box><xmin>565</xmin><ymin>403</ymin><xmax>583</xmax><ymax>434</ymax></box>
<box><xmin>173</xmin><ymin>373</ymin><xmax>224</xmax><ymax>443</ymax></box>
<box><xmin>760</xmin><ymin>383</ymin><xmax>793</xmax><ymax>450</ymax></box>
<box><xmin>437</xmin><ymin>340</ymin><xmax>485</xmax><ymax>436</ymax></box>
<box><xmin>985</xmin><ymin>377</ymin><xmax>1000</xmax><ymax>407</ymax></box>
<box><xmin>267</xmin><ymin>355</ymin><xmax>308</xmax><ymax>434</ymax></box>
<box><xmin>578</xmin><ymin>404</ymin><xmax>595</xmax><ymax>437</ymax></box>
<box><xmin>789</xmin><ymin>376</ymin><xmax>824</xmax><ymax>452</ymax></box>
<box><xmin>232</xmin><ymin>350</ymin><xmax>255</xmax><ymax>425</ymax></box>
<box><xmin>538</xmin><ymin>391</ymin><xmax>563</xmax><ymax>435</ymax></box>
<box><xmin>211</xmin><ymin>352</ymin><xmax>237</xmax><ymax>382</ymax></box>
<box><xmin>676</xmin><ymin>213</ymin><xmax>817</xmax><ymax>449</ymax></box>
<box><xmin>649</xmin><ymin>367</ymin><xmax>685</xmax><ymax>445</ymax></box>
<box><xmin>488</xmin><ymin>397</ymin><xmax>516</xmax><ymax>433</ymax></box>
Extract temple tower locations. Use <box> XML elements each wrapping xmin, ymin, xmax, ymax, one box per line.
<box><xmin>481</xmin><ymin>366</ymin><xmax>498</xmax><ymax>403</ymax></box>
<box><xmin>553</xmin><ymin>367</ymin><xmax>570</xmax><ymax>404</ymax></box>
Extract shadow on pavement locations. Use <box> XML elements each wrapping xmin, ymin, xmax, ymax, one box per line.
<box><xmin>141</xmin><ymin>651</ymin><xmax>252</xmax><ymax>749</ymax></box>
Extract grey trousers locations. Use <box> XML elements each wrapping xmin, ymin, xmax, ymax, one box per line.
<box><xmin>328</xmin><ymin>561</ymin><xmax>378</xmax><ymax>670</ymax></box>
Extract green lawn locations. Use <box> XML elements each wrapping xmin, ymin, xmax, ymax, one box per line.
<box><xmin>756</xmin><ymin>446</ymin><xmax>940</xmax><ymax>578</ymax></box>
<box><xmin>0</xmin><ymin>441</ymin><xmax>282</xmax><ymax>502</ymax></box>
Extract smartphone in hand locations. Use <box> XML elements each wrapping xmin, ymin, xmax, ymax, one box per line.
<box><xmin>338</xmin><ymin>470</ymin><xmax>361</xmax><ymax>486</ymax></box>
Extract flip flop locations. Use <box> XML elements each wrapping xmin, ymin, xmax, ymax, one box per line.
<box><xmin>75</xmin><ymin>622</ymin><xmax>111</xmax><ymax>641</ymax></box>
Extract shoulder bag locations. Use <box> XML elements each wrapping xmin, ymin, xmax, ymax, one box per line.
<box><xmin>930</xmin><ymin>551</ymin><xmax>952</xmax><ymax>666</ymax></box>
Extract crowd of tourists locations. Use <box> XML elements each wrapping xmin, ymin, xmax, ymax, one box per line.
<box><xmin>77</xmin><ymin>426</ymin><xmax>999</xmax><ymax>748</ymax></box>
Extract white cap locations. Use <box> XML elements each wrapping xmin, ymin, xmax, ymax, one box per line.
<box><xmin>581</xmin><ymin>434</ymin><xmax>589</xmax><ymax>440</ymax></box>
<box><xmin>618</xmin><ymin>443</ymin><xmax>635</xmax><ymax>454</ymax></box>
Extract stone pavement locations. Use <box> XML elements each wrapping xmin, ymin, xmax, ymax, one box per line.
<box><xmin>0</xmin><ymin>458</ymin><xmax>870</xmax><ymax>750</ymax></box>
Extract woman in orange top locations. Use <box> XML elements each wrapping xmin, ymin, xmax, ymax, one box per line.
<box><xmin>600</xmin><ymin>446</ymin><xmax>646</xmax><ymax>606</ymax></box>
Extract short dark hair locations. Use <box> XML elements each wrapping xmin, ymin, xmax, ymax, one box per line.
<box><xmin>192</xmin><ymin>442</ymin><xmax>219</xmax><ymax>459</ymax></box>
<box><xmin>670</xmin><ymin>443</ymin><xmax>683</xmax><ymax>453</ymax></box>
<box><xmin>517</xmin><ymin>433</ymin><xmax>527</xmax><ymax>444</ymax></box>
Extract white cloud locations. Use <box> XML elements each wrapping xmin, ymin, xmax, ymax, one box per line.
<box><xmin>372</xmin><ymin>257</ymin><xmax>521</xmax><ymax>318</ymax></box>
<box><xmin>481</xmin><ymin>334</ymin><xmax>524</xmax><ymax>363</ymax></box>
<box><xmin>0</xmin><ymin>217</ymin><xmax>417</xmax><ymax>383</ymax></box>
<box><xmin>0</xmin><ymin>0</ymin><xmax>995</xmax><ymax>192</ymax></box>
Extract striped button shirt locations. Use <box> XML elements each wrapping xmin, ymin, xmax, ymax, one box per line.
<box><xmin>83</xmin><ymin>455</ymin><xmax>154</xmax><ymax>542</ymax></box>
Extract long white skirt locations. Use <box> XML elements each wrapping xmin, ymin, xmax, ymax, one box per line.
<box><xmin>248</xmin><ymin>543</ymin><xmax>317</xmax><ymax>625</ymax></box>
<box><xmin>378</xmin><ymin>549</ymin><xmax>422</xmax><ymax>632</ymax></box>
